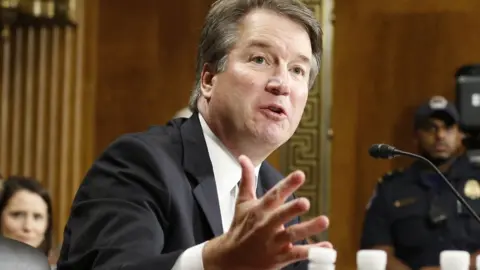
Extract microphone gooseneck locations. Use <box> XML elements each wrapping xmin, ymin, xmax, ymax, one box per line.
<box><xmin>369</xmin><ymin>143</ymin><xmax>480</xmax><ymax>226</ymax></box>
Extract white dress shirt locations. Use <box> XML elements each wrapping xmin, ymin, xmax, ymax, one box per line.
<box><xmin>171</xmin><ymin>114</ymin><xmax>261</xmax><ymax>270</ymax></box>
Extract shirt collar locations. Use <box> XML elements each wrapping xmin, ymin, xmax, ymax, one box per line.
<box><xmin>199</xmin><ymin>113</ymin><xmax>261</xmax><ymax>198</ymax></box>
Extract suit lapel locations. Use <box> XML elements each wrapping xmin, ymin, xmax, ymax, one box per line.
<box><xmin>257</xmin><ymin>162</ymin><xmax>283</xmax><ymax>198</ymax></box>
<box><xmin>181</xmin><ymin>113</ymin><xmax>223</xmax><ymax>237</ymax></box>
<box><xmin>193</xmin><ymin>176</ymin><xmax>223</xmax><ymax>236</ymax></box>
<box><xmin>256</xmin><ymin>174</ymin><xmax>268</xmax><ymax>199</ymax></box>
<box><xmin>179</xmin><ymin>113</ymin><xmax>286</xmax><ymax>236</ymax></box>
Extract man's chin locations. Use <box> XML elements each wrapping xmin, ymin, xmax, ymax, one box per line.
<box><xmin>254</xmin><ymin>124</ymin><xmax>288</xmax><ymax>141</ymax></box>
<box><xmin>425</xmin><ymin>153</ymin><xmax>454</xmax><ymax>166</ymax></box>
<box><xmin>255</xmin><ymin>131</ymin><xmax>287</xmax><ymax>147</ymax></box>
<box><xmin>430</xmin><ymin>152</ymin><xmax>450</xmax><ymax>160</ymax></box>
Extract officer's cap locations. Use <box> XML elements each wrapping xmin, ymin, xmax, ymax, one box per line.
<box><xmin>414</xmin><ymin>96</ymin><xmax>460</xmax><ymax>130</ymax></box>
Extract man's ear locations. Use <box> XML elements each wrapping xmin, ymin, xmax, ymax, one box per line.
<box><xmin>200</xmin><ymin>63</ymin><xmax>216</xmax><ymax>100</ymax></box>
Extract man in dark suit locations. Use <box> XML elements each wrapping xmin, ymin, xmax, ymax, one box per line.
<box><xmin>57</xmin><ymin>0</ymin><xmax>332</xmax><ymax>269</ymax></box>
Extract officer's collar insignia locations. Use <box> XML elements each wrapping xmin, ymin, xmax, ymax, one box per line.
<box><xmin>394</xmin><ymin>197</ymin><xmax>417</xmax><ymax>208</ymax></box>
<box><xmin>464</xmin><ymin>179</ymin><xmax>480</xmax><ymax>200</ymax></box>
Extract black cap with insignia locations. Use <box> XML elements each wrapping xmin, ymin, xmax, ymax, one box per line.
<box><xmin>414</xmin><ymin>96</ymin><xmax>460</xmax><ymax>130</ymax></box>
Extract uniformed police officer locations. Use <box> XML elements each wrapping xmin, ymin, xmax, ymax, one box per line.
<box><xmin>361</xmin><ymin>96</ymin><xmax>480</xmax><ymax>270</ymax></box>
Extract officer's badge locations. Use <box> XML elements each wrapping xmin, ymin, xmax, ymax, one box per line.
<box><xmin>464</xmin><ymin>179</ymin><xmax>480</xmax><ymax>200</ymax></box>
<box><xmin>429</xmin><ymin>96</ymin><xmax>448</xmax><ymax>109</ymax></box>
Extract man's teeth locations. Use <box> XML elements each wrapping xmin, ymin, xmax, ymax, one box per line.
<box><xmin>269</xmin><ymin>106</ymin><xmax>281</xmax><ymax>113</ymax></box>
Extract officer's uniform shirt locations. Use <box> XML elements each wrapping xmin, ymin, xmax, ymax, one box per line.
<box><xmin>360</xmin><ymin>155</ymin><xmax>480</xmax><ymax>269</ymax></box>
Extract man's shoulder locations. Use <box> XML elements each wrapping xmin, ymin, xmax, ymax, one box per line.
<box><xmin>377</xmin><ymin>168</ymin><xmax>406</xmax><ymax>186</ymax></box>
<box><xmin>95</xmin><ymin>118</ymin><xmax>190</xmax><ymax>167</ymax></box>
<box><xmin>365</xmin><ymin>168</ymin><xmax>407</xmax><ymax>209</ymax></box>
<box><xmin>112</xmin><ymin>118</ymin><xmax>186</xmax><ymax>150</ymax></box>
<box><xmin>83</xmin><ymin>119</ymin><xmax>192</xmax><ymax>194</ymax></box>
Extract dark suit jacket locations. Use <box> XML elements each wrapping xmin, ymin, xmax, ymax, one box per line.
<box><xmin>57</xmin><ymin>113</ymin><xmax>308</xmax><ymax>270</ymax></box>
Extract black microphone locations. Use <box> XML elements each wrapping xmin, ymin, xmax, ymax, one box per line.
<box><xmin>369</xmin><ymin>143</ymin><xmax>480</xmax><ymax>225</ymax></box>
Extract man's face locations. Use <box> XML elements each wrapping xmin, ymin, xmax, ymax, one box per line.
<box><xmin>415</xmin><ymin>117</ymin><xmax>463</xmax><ymax>160</ymax></box>
<box><xmin>201</xmin><ymin>9</ymin><xmax>312</xmax><ymax>147</ymax></box>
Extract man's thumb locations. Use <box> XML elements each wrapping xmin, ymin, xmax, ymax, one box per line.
<box><xmin>237</xmin><ymin>155</ymin><xmax>256</xmax><ymax>203</ymax></box>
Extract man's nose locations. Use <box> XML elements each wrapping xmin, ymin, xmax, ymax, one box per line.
<box><xmin>265</xmin><ymin>75</ymin><xmax>290</xmax><ymax>96</ymax></box>
<box><xmin>435</xmin><ymin>128</ymin><xmax>447</xmax><ymax>139</ymax></box>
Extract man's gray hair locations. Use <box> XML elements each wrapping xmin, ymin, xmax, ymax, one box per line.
<box><xmin>188</xmin><ymin>0</ymin><xmax>323</xmax><ymax>112</ymax></box>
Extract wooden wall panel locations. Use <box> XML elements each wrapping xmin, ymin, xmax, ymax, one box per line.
<box><xmin>94</xmin><ymin>0</ymin><xmax>215</xmax><ymax>155</ymax></box>
<box><xmin>0</xmin><ymin>0</ymin><xmax>95</xmax><ymax>246</ymax></box>
<box><xmin>91</xmin><ymin>0</ymin><xmax>283</xmax><ymax>169</ymax></box>
<box><xmin>329</xmin><ymin>1</ymin><xmax>480</xmax><ymax>269</ymax></box>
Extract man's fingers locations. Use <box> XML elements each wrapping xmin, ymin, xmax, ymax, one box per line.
<box><xmin>237</xmin><ymin>155</ymin><xmax>257</xmax><ymax>203</ymax></box>
<box><xmin>315</xmin><ymin>241</ymin><xmax>333</xmax><ymax>249</ymax></box>
<box><xmin>260</xmin><ymin>171</ymin><xmax>305</xmax><ymax>210</ymax></box>
<box><xmin>272</xmin><ymin>215</ymin><xmax>330</xmax><ymax>245</ymax></box>
<box><xmin>265</xmin><ymin>197</ymin><xmax>310</xmax><ymax>230</ymax></box>
<box><xmin>277</xmin><ymin>242</ymin><xmax>334</xmax><ymax>265</ymax></box>
<box><xmin>276</xmin><ymin>244</ymin><xmax>309</xmax><ymax>265</ymax></box>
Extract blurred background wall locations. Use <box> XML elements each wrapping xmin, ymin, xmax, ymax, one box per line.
<box><xmin>1</xmin><ymin>0</ymin><xmax>480</xmax><ymax>268</ymax></box>
<box><xmin>330</xmin><ymin>1</ymin><xmax>480</xmax><ymax>268</ymax></box>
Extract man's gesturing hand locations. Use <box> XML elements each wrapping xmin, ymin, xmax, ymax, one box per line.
<box><xmin>203</xmin><ymin>155</ymin><xmax>331</xmax><ymax>270</ymax></box>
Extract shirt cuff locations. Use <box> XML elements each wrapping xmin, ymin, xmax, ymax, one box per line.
<box><xmin>171</xmin><ymin>242</ymin><xmax>207</xmax><ymax>270</ymax></box>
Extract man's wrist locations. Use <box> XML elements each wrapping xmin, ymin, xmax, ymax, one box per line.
<box><xmin>202</xmin><ymin>235</ymin><xmax>228</xmax><ymax>270</ymax></box>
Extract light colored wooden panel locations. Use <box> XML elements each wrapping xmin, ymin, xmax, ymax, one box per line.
<box><xmin>23</xmin><ymin>28</ymin><xmax>36</xmax><ymax>176</ymax></box>
<box><xmin>72</xmin><ymin>0</ymin><xmax>87</xmax><ymax>199</ymax></box>
<box><xmin>35</xmin><ymin>28</ymin><xmax>50</xmax><ymax>183</ymax></box>
<box><xmin>58</xmin><ymin>27</ymin><xmax>75</xmax><ymax>239</ymax></box>
<box><xmin>11</xmin><ymin>29</ymin><xmax>25</xmax><ymax>175</ymax></box>
<box><xmin>47</xmin><ymin>27</ymin><xmax>61</xmax><ymax>199</ymax></box>
<box><xmin>0</xmin><ymin>0</ymin><xmax>95</xmax><ymax>248</ymax></box>
<box><xmin>0</xmin><ymin>28</ymin><xmax>12</xmax><ymax>175</ymax></box>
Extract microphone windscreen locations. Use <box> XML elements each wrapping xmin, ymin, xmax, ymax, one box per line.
<box><xmin>368</xmin><ymin>144</ymin><xmax>381</xmax><ymax>158</ymax></box>
<box><xmin>368</xmin><ymin>144</ymin><xmax>393</xmax><ymax>159</ymax></box>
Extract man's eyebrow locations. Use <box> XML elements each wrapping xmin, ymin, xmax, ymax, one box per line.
<box><xmin>245</xmin><ymin>40</ymin><xmax>273</xmax><ymax>49</ymax></box>
<box><xmin>245</xmin><ymin>40</ymin><xmax>311</xmax><ymax>65</ymax></box>
<box><xmin>297</xmin><ymin>54</ymin><xmax>311</xmax><ymax>66</ymax></box>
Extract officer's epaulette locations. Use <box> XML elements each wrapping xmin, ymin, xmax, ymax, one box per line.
<box><xmin>377</xmin><ymin>168</ymin><xmax>404</xmax><ymax>184</ymax></box>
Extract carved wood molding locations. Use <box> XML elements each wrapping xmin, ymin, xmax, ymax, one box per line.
<box><xmin>280</xmin><ymin>0</ymin><xmax>334</xmax><ymax>241</ymax></box>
